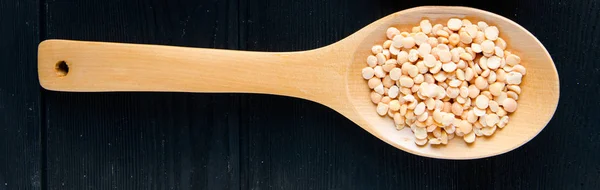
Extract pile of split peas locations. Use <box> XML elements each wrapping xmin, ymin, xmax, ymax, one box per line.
<box><xmin>361</xmin><ymin>18</ymin><xmax>526</xmax><ymax>146</ymax></box>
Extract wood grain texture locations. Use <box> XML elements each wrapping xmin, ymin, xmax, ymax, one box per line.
<box><xmin>42</xmin><ymin>0</ymin><xmax>240</xmax><ymax>189</ymax></box>
<box><xmin>242</xmin><ymin>0</ymin><xmax>599</xmax><ymax>189</ymax></box>
<box><xmin>28</xmin><ymin>0</ymin><xmax>600</xmax><ymax>189</ymax></box>
<box><xmin>0</xmin><ymin>0</ymin><xmax>41</xmax><ymax>189</ymax></box>
<box><xmin>38</xmin><ymin>5</ymin><xmax>560</xmax><ymax>160</ymax></box>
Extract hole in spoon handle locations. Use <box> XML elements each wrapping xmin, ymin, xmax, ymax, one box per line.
<box><xmin>54</xmin><ymin>61</ymin><xmax>69</xmax><ymax>77</ymax></box>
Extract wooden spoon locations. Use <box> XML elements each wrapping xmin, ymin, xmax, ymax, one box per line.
<box><xmin>38</xmin><ymin>6</ymin><xmax>559</xmax><ymax>159</ymax></box>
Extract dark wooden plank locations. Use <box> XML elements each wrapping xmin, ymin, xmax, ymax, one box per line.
<box><xmin>42</xmin><ymin>0</ymin><xmax>240</xmax><ymax>189</ymax></box>
<box><xmin>40</xmin><ymin>0</ymin><xmax>600</xmax><ymax>189</ymax></box>
<box><xmin>0</xmin><ymin>0</ymin><xmax>41</xmax><ymax>189</ymax></box>
<box><xmin>242</xmin><ymin>0</ymin><xmax>600</xmax><ymax>189</ymax></box>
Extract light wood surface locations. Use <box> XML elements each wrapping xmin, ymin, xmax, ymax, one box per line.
<box><xmin>38</xmin><ymin>6</ymin><xmax>560</xmax><ymax>159</ymax></box>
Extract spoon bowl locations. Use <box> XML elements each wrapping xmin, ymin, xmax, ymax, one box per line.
<box><xmin>344</xmin><ymin>6</ymin><xmax>559</xmax><ymax>159</ymax></box>
<box><xmin>38</xmin><ymin>6</ymin><xmax>559</xmax><ymax>159</ymax></box>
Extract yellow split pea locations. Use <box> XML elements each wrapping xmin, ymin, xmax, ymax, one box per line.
<box><xmin>361</xmin><ymin>17</ymin><xmax>527</xmax><ymax>146</ymax></box>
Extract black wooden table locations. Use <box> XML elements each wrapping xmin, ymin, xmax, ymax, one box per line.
<box><xmin>1</xmin><ymin>0</ymin><xmax>599</xmax><ymax>189</ymax></box>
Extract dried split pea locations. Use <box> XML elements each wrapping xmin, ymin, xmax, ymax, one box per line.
<box><xmin>368</xmin><ymin>78</ymin><xmax>381</xmax><ymax>89</ymax></box>
<box><xmin>506</xmin><ymin>72</ymin><xmax>523</xmax><ymax>85</ymax></box>
<box><xmin>376</xmin><ymin>53</ymin><xmax>386</xmax><ymax>65</ymax></box>
<box><xmin>386</xmin><ymin>27</ymin><xmax>400</xmax><ymax>40</ymax></box>
<box><xmin>489</xmin><ymin>100</ymin><xmax>500</xmax><ymax>113</ymax></box>
<box><xmin>475</xmin><ymin>95</ymin><xmax>489</xmax><ymax>109</ymax></box>
<box><xmin>463</xmin><ymin>132</ymin><xmax>476</xmax><ymax>143</ymax></box>
<box><xmin>367</xmin><ymin>55</ymin><xmax>378</xmax><ymax>67</ymax></box>
<box><xmin>489</xmin><ymin>82</ymin><xmax>505</xmax><ymax>96</ymax></box>
<box><xmin>507</xmin><ymin>85</ymin><xmax>521</xmax><ymax>94</ymax></box>
<box><xmin>512</xmin><ymin>65</ymin><xmax>527</xmax><ymax>75</ymax></box>
<box><xmin>484</xmin><ymin>26</ymin><xmax>499</xmax><ymax>40</ymax></box>
<box><xmin>447</xmin><ymin>18</ymin><xmax>463</xmax><ymax>31</ymax></box>
<box><xmin>506</xmin><ymin>54</ymin><xmax>521</xmax><ymax>66</ymax></box>
<box><xmin>416</xmin><ymin>61</ymin><xmax>428</xmax><ymax>74</ymax></box>
<box><xmin>481</xmin><ymin>40</ymin><xmax>495</xmax><ymax>54</ymax></box>
<box><xmin>502</xmin><ymin>98</ymin><xmax>518</xmax><ymax>113</ymax></box>
<box><xmin>487</xmin><ymin>56</ymin><xmax>501</xmax><ymax>70</ymax></box>
<box><xmin>383</xmin><ymin>40</ymin><xmax>393</xmax><ymax>49</ymax></box>
<box><xmin>415</xmin><ymin>138</ymin><xmax>428</xmax><ymax>146</ymax></box>
<box><xmin>374</xmin><ymin>66</ymin><xmax>385</xmax><ymax>78</ymax></box>
<box><xmin>362</xmin><ymin>67</ymin><xmax>375</xmax><ymax>79</ymax></box>
<box><xmin>507</xmin><ymin>91</ymin><xmax>519</xmax><ymax>100</ymax></box>
<box><xmin>420</xmin><ymin>20</ymin><xmax>433</xmax><ymax>34</ymax></box>
<box><xmin>389</xmin><ymin>100</ymin><xmax>401</xmax><ymax>111</ymax></box>
<box><xmin>475</xmin><ymin>76</ymin><xmax>488</xmax><ymax>90</ymax></box>
<box><xmin>381</xmin><ymin>97</ymin><xmax>391</xmax><ymax>105</ymax></box>
<box><xmin>374</xmin><ymin>84</ymin><xmax>384</xmax><ymax>95</ymax></box>
<box><xmin>449</xmin><ymin>33</ymin><xmax>460</xmax><ymax>46</ymax></box>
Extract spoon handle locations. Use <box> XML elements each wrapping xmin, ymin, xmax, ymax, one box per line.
<box><xmin>38</xmin><ymin>40</ymin><xmax>331</xmax><ymax>99</ymax></box>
